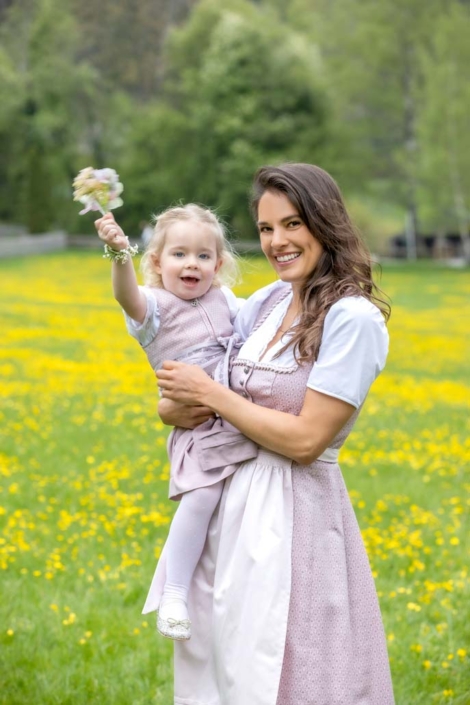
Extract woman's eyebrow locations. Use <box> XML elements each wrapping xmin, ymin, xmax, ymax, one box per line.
<box><xmin>257</xmin><ymin>214</ymin><xmax>300</xmax><ymax>226</ymax></box>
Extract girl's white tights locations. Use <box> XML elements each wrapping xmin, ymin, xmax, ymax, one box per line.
<box><xmin>159</xmin><ymin>481</ymin><xmax>224</xmax><ymax>621</ymax></box>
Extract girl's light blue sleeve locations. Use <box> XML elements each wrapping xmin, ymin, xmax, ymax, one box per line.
<box><xmin>220</xmin><ymin>286</ymin><xmax>245</xmax><ymax>324</ymax></box>
<box><xmin>122</xmin><ymin>286</ymin><xmax>161</xmax><ymax>347</ymax></box>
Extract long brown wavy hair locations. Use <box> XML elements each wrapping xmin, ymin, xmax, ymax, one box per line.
<box><xmin>251</xmin><ymin>163</ymin><xmax>391</xmax><ymax>364</ymax></box>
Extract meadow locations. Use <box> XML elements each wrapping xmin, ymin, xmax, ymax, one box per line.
<box><xmin>1</xmin><ymin>253</ymin><xmax>469</xmax><ymax>705</ymax></box>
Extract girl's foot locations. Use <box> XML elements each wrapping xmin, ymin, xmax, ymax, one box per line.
<box><xmin>157</xmin><ymin>598</ymin><xmax>191</xmax><ymax>640</ymax></box>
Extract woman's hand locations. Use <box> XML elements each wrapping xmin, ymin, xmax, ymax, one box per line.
<box><xmin>95</xmin><ymin>212</ymin><xmax>128</xmax><ymax>250</ymax></box>
<box><xmin>156</xmin><ymin>361</ymin><xmax>215</xmax><ymax>406</ymax></box>
<box><xmin>158</xmin><ymin>398</ymin><xmax>215</xmax><ymax>429</ymax></box>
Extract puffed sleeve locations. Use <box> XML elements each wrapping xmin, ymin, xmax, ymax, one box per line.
<box><xmin>122</xmin><ymin>286</ymin><xmax>161</xmax><ymax>347</ymax></box>
<box><xmin>233</xmin><ymin>280</ymin><xmax>288</xmax><ymax>340</ymax></box>
<box><xmin>307</xmin><ymin>297</ymin><xmax>389</xmax><ymax>408</ymax></box>
<box><xmin>220</xmin><ymin>286</ymin><xmax>245</xmax><ymax>323</ymax></box>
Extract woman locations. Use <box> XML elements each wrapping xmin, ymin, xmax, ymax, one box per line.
<box><xmin>146</xmin><ymin>163</ymin><xmax>395</xmax><ymax>704</ymax></box>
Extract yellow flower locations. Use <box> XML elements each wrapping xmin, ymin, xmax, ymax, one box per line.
<box><xmin>410</xmin><ymin>644</ymin><xmax>422</xmax><ymax>653</ymax></box>
<box><xmin>407</xmin><ymin>602</ymin><xmax>421</xmax><ymax>612</ymax></box>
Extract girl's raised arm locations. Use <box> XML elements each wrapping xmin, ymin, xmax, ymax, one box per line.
<box><xmin>95</xmin><ymin>213</ymin><xmax>147</xmax><ymax>323</ymax></box>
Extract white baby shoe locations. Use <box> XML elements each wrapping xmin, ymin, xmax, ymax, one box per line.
<box><xmin>157</xmin><ymin>598</ymin><xmax>191</xmax><ymax>640</ymax></box>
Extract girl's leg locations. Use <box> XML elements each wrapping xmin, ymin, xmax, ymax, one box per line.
<box><xmin>158</xmin><ymin>481</ymin><xmax>224</xmax><ymax>635</ymax></box>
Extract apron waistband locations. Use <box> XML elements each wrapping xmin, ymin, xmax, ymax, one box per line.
<box><xmin>256</xmin><ymin>447</ymin><xmax>339</xmax><ymax>466</ymax></box>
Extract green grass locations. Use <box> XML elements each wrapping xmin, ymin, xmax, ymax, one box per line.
<box><xmin>1</xmin><ymin>253</ymin><xmax>469</xmax><ymax>704</ymax></box>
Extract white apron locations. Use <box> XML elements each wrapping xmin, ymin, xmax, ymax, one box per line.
<box><xmin>144</xmin><ymin>449</ymin><xmax>294</xmax><ymax>705</ymax></box>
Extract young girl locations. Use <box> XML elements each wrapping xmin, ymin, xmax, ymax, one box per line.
<box><xmin>95</xmin><ymin>204</ymin><xmax>256</xmax><ymax>641</ymax></box>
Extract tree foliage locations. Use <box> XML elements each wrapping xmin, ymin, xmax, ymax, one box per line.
<box><xmin>117</xmin><ymin>0</ymin><xmax>332</xmax><ymax>237</ymax></box>
<box><xmin>0</xmin><ymin>0</ymin><xmax>469</xmax><ymax>246</ymax></box>
<box><xmin>0</xmin><ymin>0</ymin><xmax>103</xmax><ymax>231</ymax></box>
<box><xmin>416</xmin><ymin>2</ymin><xmax>470</xmax><ymax>252</ymax></box>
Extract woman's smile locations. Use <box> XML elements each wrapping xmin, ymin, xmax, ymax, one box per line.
<box><xmin>275</xmin><ymin>252</ymin><xmax>301</xmax><ymax>264</ymax></box>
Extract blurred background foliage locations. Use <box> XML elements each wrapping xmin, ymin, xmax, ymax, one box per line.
<box><xmin>0</xmin><ymin>0</ymin><xmax>469</xmax><ymax>248</ymax></box>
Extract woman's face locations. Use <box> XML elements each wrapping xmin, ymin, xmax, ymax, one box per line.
<box><xmin>257</xmin><ymin>190</ymin><xmax>324</xmax><ymax>291</ymax></box>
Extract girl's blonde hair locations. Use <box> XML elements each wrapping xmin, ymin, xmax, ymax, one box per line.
<box><xmin>140</xmin><ymin>203</ymin><xmax>239</xmax><ymax>289</ymax></box>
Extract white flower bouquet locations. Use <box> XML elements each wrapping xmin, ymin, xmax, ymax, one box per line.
<box><xmin>73</xmin><ymin>167</ymin><xmax>124</xmax><ymax>216</ymax></box>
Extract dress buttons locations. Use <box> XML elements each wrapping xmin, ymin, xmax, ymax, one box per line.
<box><xmin>244</xmin><ymin>367</ymin><xmax>250</xmax><ymax>374</ymax></box>
<box><xmin>191</xmin><ymin>299</ymin><xmax>198</xmax><ymax>307</ymax></box>
<box><xmin>242</xmin><ymin>392</ymin><xmax>248</xmax><ymax>398</ymax></box>
<box><xmin>240</xmin><ymin>379</ymin><xmax>244</xmax><ymax>386</ymax></box>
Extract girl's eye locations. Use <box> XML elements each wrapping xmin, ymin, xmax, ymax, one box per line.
<box><xmin>199</xmin><ymin>253</ymin><xmax>210</xmax><ymax>260</ymax></box>
<box><xmin>287</xmin><ymin>220</ymin><xmax>301</xmax><ymax>228</ymax></box>
<box><xmin>173</xmin><ymin>252</ymin><xmax>185</xmax><ymax>258</ymax></box>
<box><xmin>259</xmin><ymin>226</ymin><xmax>272</xmax><ymax>234</ymax></box>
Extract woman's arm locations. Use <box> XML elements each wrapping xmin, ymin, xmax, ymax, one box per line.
<box><xmin>95</xmin><ymin>213</ymin><xmax>147</xmax><ymax>322</ymax></box>
<box><xmin>156</xmin><ymin>362</ymin><xmax>354</xmax><ymax>465</ymax></box>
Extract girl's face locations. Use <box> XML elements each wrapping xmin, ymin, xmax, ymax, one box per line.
<box><xmin>257</xmin><ymin>190</ymin><xmax>323</xmax><ymax>292</ymax></box>
<box><xmin>153</xmin><ymin>221</ymin><xmax>222</xmax><ymax>300</ymax></box>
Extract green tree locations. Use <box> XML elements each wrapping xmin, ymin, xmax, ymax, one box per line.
<box><xmin>416</xmin><ymin>1</ymin><xmax>470</xmax><ymax>259</ymax></box>
<box><xmin>120</xmin><ymin>0</ymin><xmax>333</xmax><ymax>237</ymax></box>
<box><xmin>265</xmin><ymin>0</ymin><xmax>470</xmax><ymax>244</ymax></box>
<box><xmin>71</xmin><ymin>0</ymin><xmax>200</xmax><ymax>100</ymax></box>
<box><xmin>0</xmin><ymin>0</ymin><xmax>103</xmax><ymax>232</ymax></box>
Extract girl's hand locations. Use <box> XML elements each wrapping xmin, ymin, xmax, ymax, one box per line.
<box><xmin>95</xmin><ymin>212</ymin><xmax>128</xmax><ymax>250</ymax></box>
<box><xmin>158</xmin><ymin>398</ymin><xmax>215</xmax><ymax>429</ymax></box>
<box><xmin>156</xmin><ymin>361</ymin><xmax>215</xmax><ymax>406</ymax></box>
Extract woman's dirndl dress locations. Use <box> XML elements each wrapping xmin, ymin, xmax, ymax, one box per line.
<box><xmin>143</xmin><ymin>280</ymin><xmax>395</xmax><ymax>705</ymax></box>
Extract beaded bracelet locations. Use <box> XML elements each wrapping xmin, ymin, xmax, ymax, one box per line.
<box><xmin>103</xmin><ymin>240</ymin><xmax>139</xmax><ymax>264</ymax></box>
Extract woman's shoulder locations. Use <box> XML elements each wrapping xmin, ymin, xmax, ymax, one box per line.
<box><xmin>329</xmin><ymin>295</ymin><xmax>383</xmax><ymax>317</ymax></box>
<box><xmin>240</xmin><ymin>279</ymin><xmax>289</xmax><ymax>307</ymax></box>
<box><xmin>325</xmin><ymin>296</ymin><xmax>388</xmax><ymax>335</ymax></box>
<box><xmin>233</xmin><ymin>280</ymin><xmax>290</xmax><ymax>339</ymax></box>
<box><xmin>307</xmin><ymin>296</ymin><xmax>389</xmax><ymax>409</ymax></box>
<box><xmin>321</xmin><ymin>295</ymin><xmax>389</xmax><ymax>363</ymax></box>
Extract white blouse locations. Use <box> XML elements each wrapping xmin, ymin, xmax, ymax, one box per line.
<box><xmin>234</xmin><ymin>281</ymin><xmax>389</xmax><ymax>409</ymax></box>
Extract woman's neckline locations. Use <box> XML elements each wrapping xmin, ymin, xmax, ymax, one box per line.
<box><xmin>258</xmin><ymin>293</ymin><xmax>295</xmax><ymax>363</ymax></box>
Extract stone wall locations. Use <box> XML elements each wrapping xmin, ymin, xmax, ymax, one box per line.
<box><xmin>0</xmin><ymin>230</ymin><xmax>262</xmax><ymax>257</ymax></box>
<box><xmin>0</xmin><ymin>231</ymin><xmax>67</xmax><ymax>258</ymax></box>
